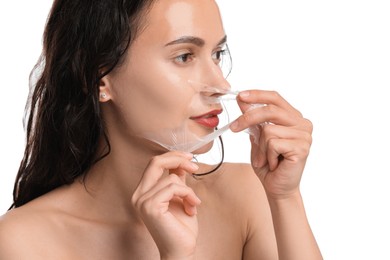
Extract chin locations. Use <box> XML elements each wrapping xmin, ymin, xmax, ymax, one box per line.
<box><xmin>192</xmin><ymin>140</ymin><xmax>214</xmax><ymax>155</ymax></box>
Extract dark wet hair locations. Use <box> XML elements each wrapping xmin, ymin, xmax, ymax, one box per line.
<box><xmin>11</xmin><ymin>0</ymin><xmax>154</xmax><ymax>208</ymax></box>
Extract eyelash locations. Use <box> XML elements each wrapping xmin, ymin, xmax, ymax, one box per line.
<box><xmin>212</xmin><ymin>49</ymin><xmax>227</xmax><ymax>64</ymax></box>
<box><xmin>175</xmin><ymin>52</ymin><xmax>194</xmax><ymax>64</ymax></box>
<box><xmin>174</xmin><ymin>49</ymin><xmax>227</xmax><ymax>65</ymax></box>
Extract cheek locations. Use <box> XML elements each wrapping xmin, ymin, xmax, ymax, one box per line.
<box><xmin>111</xmin><ymin>64</ymin><xmax>195</xmax><ymax>136</ymax></box>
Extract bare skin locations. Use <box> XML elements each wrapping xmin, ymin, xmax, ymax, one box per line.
<box><xmin>0</xmin><ymin>0</ymin><xmax>322</xmax><ymax>259</ymax></box>
<box><xmin>0</xmin><ymin>162</ymin><xmax>277</xmax><ymax>259</ymax></box>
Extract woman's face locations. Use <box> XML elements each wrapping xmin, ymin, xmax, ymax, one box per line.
<box><xmin>104</xmin><ymin>0</ymin><xmax>230</xmax><ymax>152</ymax></box>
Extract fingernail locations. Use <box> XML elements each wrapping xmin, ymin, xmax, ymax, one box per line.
<box><xmin>252</xmin><ymin>159</ymin><xmax>260</xmax><ymax>168</ymax></box>
<box><xmin>183</xmin><ymin>152</ymin><xmax>194</xmax><ymax>159</ymax></box>
<box><xmin>190</xmin><ymin>163</ymin><xmax>199</xmax><ymax>171</ymax></box>
<box><xmin>230</xmin><ymin>120</ymin><xmax>239</xmax><ymax>131</ymax></box>
<box><xmin>239</xmin><ymin>91</ymin><xmax>250</xmax><ymax>98</ymax></box>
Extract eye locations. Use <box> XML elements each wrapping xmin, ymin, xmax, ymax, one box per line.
<box><xmin>175</xmin><ymin>53</ymin><xmax>194</xmax><ymax>64</ymax></box>
<box><xmin>212</xmin><ymin>49</ymin><xmax>227</xmax><ymax>64</ymax></box>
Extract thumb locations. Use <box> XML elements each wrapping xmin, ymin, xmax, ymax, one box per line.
<box><xmin>236</xmin><ymin>98</ymin><xmax>252</xmax><ymax>114</ymax></box>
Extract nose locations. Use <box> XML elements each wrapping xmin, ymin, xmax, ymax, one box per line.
<box><xmin>191</xmin><ymin>58</ymin><xmax>230</xmax><ymax>98</ymax></box>
<box><xmin>204</xmin><ymin>60</ymin><xmax>231</xmax><ymax>92</ymax></box>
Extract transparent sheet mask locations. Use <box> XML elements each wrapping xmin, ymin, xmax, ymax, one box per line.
<box><xmin>141</xmin><ymin>79</ymin><xmax>264</xmax><ymax>155</ymax></box>
<box><xmin>141</xmin><ymin>80</ymin><xmax>235</xmax><ymax>153</ymax></box>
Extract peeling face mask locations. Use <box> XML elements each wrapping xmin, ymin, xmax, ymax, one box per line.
<box><xmin>140</xmin><ymin>79</ymin><xmax>266</xmax><ymax>157</ymax></box>
<box><xmin>140</xmin><ymin>79</ymin><xmax>238</xmax><ymax>154</ymax></box>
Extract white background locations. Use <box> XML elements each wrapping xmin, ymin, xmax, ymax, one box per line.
<box><xmin>1</xmin><ymin>1</ymin><xmax>389</xmax><ymax>259</ymax></box>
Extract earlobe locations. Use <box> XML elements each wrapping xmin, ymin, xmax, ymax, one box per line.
<box><xmin>98</xmin><ymin>75</ymin><xmax>112</xmax><ymax>102</ymax></box>
<box><xmin>99</xmin><ymin>92</ymin><xmax>108</xmax><ymax>101</ymax></box>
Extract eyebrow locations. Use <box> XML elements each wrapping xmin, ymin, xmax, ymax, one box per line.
<box><xmin>165</xmin><ymin>35</ymin><xmax>227</xmax><ymax>47</ymax></box>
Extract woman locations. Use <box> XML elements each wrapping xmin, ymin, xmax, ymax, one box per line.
<box><xmin>0</xmin><ymin>0</ymin><xmax>322</xmax><ymax>259</ymax></box>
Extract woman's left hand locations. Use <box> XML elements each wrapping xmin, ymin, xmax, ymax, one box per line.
<box><xmin>230</xmin><ymin>90</ymin><xmax>313</xmax><ymax>200</ymax></box>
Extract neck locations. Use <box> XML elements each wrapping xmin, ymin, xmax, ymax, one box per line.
<box><xmin>79</xmin><ymin>134</ymin><xmax>165</xmax><ymax>221</ymax></box>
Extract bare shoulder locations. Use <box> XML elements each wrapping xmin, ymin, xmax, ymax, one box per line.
<box><xmin>0</xmin><ymin>203</ymin><xmax>46</xmax><ymax>258</ymax></box>
<box><xmin>0</xmin><ymin>190</ymin><xmax>69</xmax><ymax>259</ymax></box>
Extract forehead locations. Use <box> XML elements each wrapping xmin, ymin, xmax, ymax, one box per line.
<box><xmin>140</xmin><ymin>0</ymin><xmax>225</xmax><ymax>44</ymax></box>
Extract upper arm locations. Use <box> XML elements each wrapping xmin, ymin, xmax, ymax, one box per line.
<box><xmin>230</xmin><ymin>164</ymin><xmax>279</xmax><ymax>260</ymax></box>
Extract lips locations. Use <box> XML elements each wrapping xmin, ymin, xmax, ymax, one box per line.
<box><xmin>190</xmin><ymin>109</ymin><xmax>222</xmax><ymax>128</ymax></box>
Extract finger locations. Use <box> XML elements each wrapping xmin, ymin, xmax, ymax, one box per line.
<box><xmin>135</xmin><ymin>173</ymin><xmax>184</xmax><ymax>204</ymax></box>
<box><xmin>230</xmin><ymin>104</ymin><xmax>300</xmax><ymax>132</ymax></box>
<box><xmin>169</xmin><ymin>168</ymin><xmax>190</xmax><ymax>183</ymax></box>
<box><xmin>137</xmin><ymin>183</ymin><xmax>201</xmax><ymax>217</ymax></box>
<box><xmin>138</xmin><ymin>152</ymin><xmax>198</xmax><ymax>192</ymax></box>
<box><xmin>260</xmin><ymin>124</ymin><xmax>313</xmax><ymax>144</ymax></box>
<box><xmin>250</xmin><ymin>124</ymin><xmax>312</xmax><ymax>170</ymax></box>
<box><xmin>236</xmin><ymin>99</ymin><xmax>265</xmax><ymax>115</ymax></box>
<box><xmin>266</xmin><ymin>138</ymin><xmax>311</xmax><ymax>171</ymax></box>
<box><xmin>183</xmin><ymin>198</ymin><xmax>198</xmax><ymax>216</ymax></box>
<box><xmin>250</xmin><ymin>131</ymin><xmax>268</xmax><ymax>169</ymax></box>
<box><xmin>237</xmin><ymin>90</ymin><xmax>301</xmax><ymax>115</ymax></box>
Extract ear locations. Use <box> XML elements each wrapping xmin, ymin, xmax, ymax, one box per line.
<box><xmin>98</xmin><ymin>75</ymin><xmax>112</xmax><ymax>103</ymax></box>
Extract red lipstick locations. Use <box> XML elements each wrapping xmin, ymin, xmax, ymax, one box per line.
<box><xmin>190</xmin><ymin>109</ymin><xmax>222</xmax><ymax>128</ymax></box>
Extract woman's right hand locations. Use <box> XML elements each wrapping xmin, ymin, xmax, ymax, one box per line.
<box><xmin>131</xmin><ymin>151</ymin><xmax>201</xmax><ymax>259</ymax></box>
